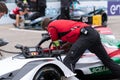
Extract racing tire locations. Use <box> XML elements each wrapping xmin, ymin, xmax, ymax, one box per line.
<box><xmin>33</xmin><ymin>66</ymin><xmax>62</xmax><ymax>80</ymax></box>
<box><xmin>102</xmin><ymin>13</ymin><xmax>108</xmax><ymax>27</ymax></box>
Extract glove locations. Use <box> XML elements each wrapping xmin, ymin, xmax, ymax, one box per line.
<box><xmin>53</xmin><ymin>40</ymin><xmax>60</xmax><ymax>47</ymax></box>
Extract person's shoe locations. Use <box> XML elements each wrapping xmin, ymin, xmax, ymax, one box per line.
<box><xmin>13</xmin><ymin>23</ymin><xmax>17</xmax><ymax>27</ymax></box>
<box><xmin>13</xmin><ymin>23</ymin><xmax>20</xmax><ymax>28</ymax></box>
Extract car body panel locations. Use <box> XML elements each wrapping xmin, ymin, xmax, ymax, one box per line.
<box><xmin>0</xmin><ymin>56</ymin><xmax>75</xmax><ymax>80</ymax></box>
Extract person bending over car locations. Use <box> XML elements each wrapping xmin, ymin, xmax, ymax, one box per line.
<box><xmin>0</xmin><ymin>2</ymin><xmax>8</xmax><ymax>19</ymax></box>
<box><xmin>9</xmin><ymin>2</ymin><xmax>29</xmax><ymax>28</ymax></box>
<box><xmin>41</xmin><ymin>18</ymin><xmax>120</xmax><ymax>77</ymax></box>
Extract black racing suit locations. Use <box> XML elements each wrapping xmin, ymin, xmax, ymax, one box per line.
<box><xmin>63</xmin><ymin>26</ymin><xmax>120</xmax><ymax>77</ymax></box>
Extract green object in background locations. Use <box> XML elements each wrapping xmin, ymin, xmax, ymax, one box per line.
<box><xmin>23</xmin><ymin>0</ymin><xmax>27</xmax><ymax>3</ymax></box>
<box><xmin>100</xmin><ymin>34</ymin><xmax>120</xmax><ymax>48</ymax></box>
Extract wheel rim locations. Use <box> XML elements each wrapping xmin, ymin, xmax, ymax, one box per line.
<box><xmin>34</xmin><ymin>68</ymin><xmax>61</xmax><ymax>80</ymax></box>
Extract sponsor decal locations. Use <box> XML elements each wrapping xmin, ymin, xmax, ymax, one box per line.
<box><xmin>90</xmin><ymin>66</ymin><xmax>110</xmax><ymax>75</ymax></box>
<box><xmin>90</xmin><ymin>57</ymin><xmax>120</xmax><ymax>75</ymax></box>
<box><xmin>108</xmin><ymin>1</ymin><xmax>120</xmax><ymax>16</ymax></box>
<box><xmin>82</xmin><ymin>17</ymin><xmax>88</xmax><ymax>22</ymax></box>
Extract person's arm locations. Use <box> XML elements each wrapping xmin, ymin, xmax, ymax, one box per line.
<box><xmin>48</xmin><ymin>27</ymin><xmax>60</xmax><ymax>48</ymax></box>
<box><xmin>19</xmin><ymin>8</ymin><xmax>29</xmax><ymax>16</ymax></box>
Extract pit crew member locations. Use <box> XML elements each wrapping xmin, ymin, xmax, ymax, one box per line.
<box><xmin>41</xmin><ymin>18</ymin><xmax>120</xmax><ymax>77</ymax></box>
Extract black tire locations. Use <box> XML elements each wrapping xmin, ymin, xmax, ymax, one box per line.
<box><xmin>33</xmin><ymin>66</ymin><xmax>62</xmax><ymax>80</ymax></box>
<box><xmin>102</xmin><ymin>13</ymin><xmax>108</xmax><ymax>27</ymax></box>
<box><xmin>27</xmin><ymin>12</ymin><xmax>42</xmax><ymax>21</ymax></box>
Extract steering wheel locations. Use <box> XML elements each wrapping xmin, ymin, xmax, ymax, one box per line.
<box><xmin>23</xmin><ymin>46</ymin><xmax>47</xmax><ymax>58</ymax></box>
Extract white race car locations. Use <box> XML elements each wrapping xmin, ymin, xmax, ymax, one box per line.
<box><xmin>0</xmin><ymin>27</ymin><xmax>120</xmax><ymax>80</ymax></box>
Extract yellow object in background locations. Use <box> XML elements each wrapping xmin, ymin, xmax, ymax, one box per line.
<box><xmin>23</xmin><ymin>0</ymin><xmax>27</xmax><ymax>4</ymax></box>
<box><xmin>92</xmin><ymin>15</ymin><xmax>102</xmax><ymax>26</ymax></box>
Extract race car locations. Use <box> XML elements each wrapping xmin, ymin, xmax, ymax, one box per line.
<box><xmin>0</xmin><ymin>27</ymin><xmax>120</xmax><ymax>80</ymax></box>
<box><xmin>22</xmin><ymin>0</ymin><xmax>107</xmax><ymax>30</ymax></box>
<box><xmin>69</xmin><ymin>0</ymin><xmax>107</xmax><ymax>27</ymax></box>
<box><xmin>0</xmin><ymin>38</ymin><xmax>76</xmax><ymax>80</ymax></box>
<box><xmin>70</xmin><ymin>8</ymin><xmax>108</xmax><ymax>27</ymax></box>
<box><xmin>23</xmin><ymin>8</ymin><xmax>107</xmax><ymax>30</ymax></box>
<box><xmin>23</xmin><ymin>12</ymin><xmax>59</xmax><ymax>30</ymax></box>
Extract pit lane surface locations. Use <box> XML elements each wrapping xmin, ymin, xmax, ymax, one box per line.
<box><xmin>0</xmin><ymin>16</ymin><xmax>120</xmax><ymax>80</ymax></box>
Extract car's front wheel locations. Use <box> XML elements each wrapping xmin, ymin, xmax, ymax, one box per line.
<box><xmin>33</xmin><ymin>66</ymin><xmax>62</xmax><ymax>80</ymax></box>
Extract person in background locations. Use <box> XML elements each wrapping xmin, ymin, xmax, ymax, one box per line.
<box><xmin>15</xmin><ymin>0</ymin><xmax>28</xmax><ymax>4</ymax></box>
<box><xmin>14</xmin><ymin>0</ymin><xmax>46</xmax><ymax>21</ymax></box>
<box><xmin>70</xmin><ymin>0</ymin><xmax>80</xmax><ymax>11</ymax></box>
<box><xmin>26</xmin><ymin>0</ymin><xmax>37</xmax><ymax>11</ymax></box>
<box><xmin>60</xmin><ymin>0</ymin><xmax>72</xmax><ymax>19</ymax></box>
<box><xmin>41</xmin><ymin>18</ymin><xmax>120</xmax><ymax>77</ymax></box>
<box><xmin>0</xmin><ymin>2</ymin><xmax>8</xmax><ymax>18</ymax></box>
<box><xmin>9</xmin><ymin>2</ymin><xmax>29</xmax><ymax>28</ymax></box>
<box><xmin>22</xmin><ymin>0</ymin><xmax>46</xmax><ymax>21</ymax></box>
<box><xmin>37</xmin><ymin>0</ymin><xmax>46</xmax><ymax>17</ymax></box>
<box><xmin>28</xmin><ymin>0</ymin><xmax>46</xmax><ymax>16</ymax></box>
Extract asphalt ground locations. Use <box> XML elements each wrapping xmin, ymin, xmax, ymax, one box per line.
<box><xmin>0</xmin><ymin>16</ymin><xmax>120</xmax><ymax>80</ymax></box>
<box><xmin>107</xmin><ymin>16</ymin><xmax>120</xmax><ymax>40</ymax></box>
<box><xmin>0</xmin><ymin>25</ymin><xmax>48</xmax><ymax>58</ymax></box>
